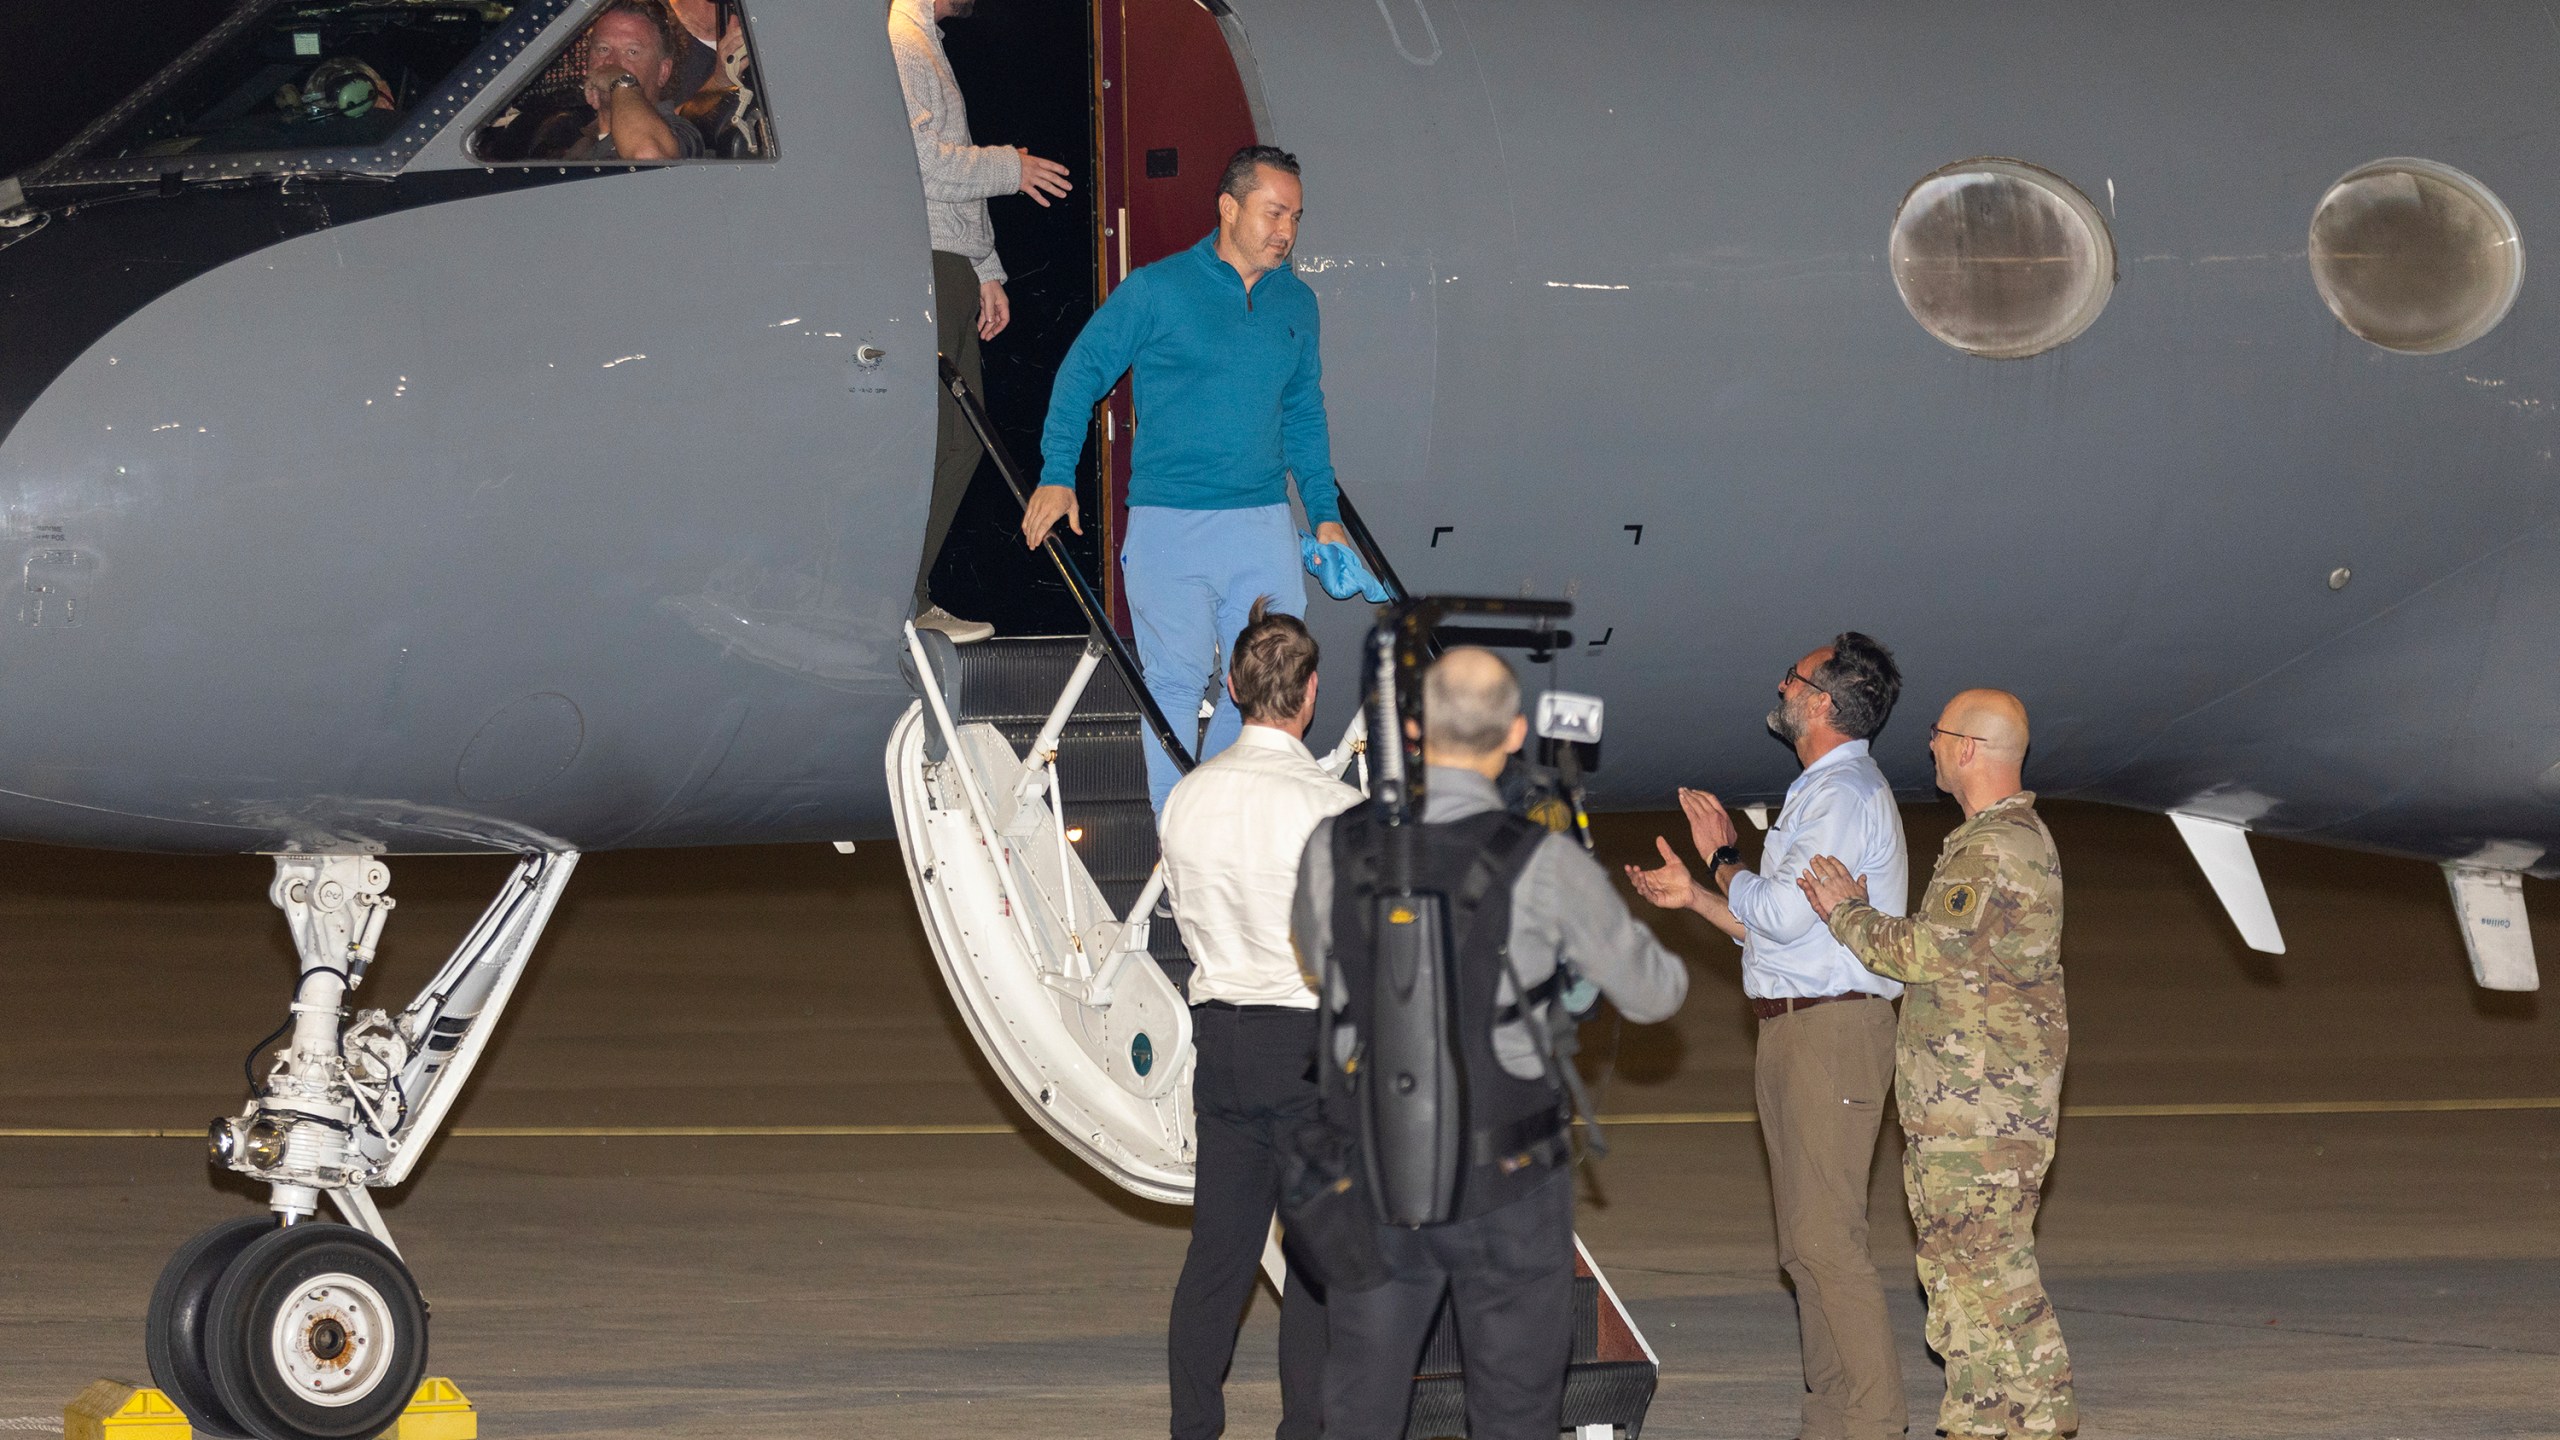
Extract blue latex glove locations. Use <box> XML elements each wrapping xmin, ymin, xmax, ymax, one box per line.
<box><xmin>1300</xmin><ymin>533</ymin><xmax>1393</xmax><ymax>603</ymax></box>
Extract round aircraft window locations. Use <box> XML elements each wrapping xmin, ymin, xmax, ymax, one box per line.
<box><xmin>2308</xmin><ymin>159</ymin><xmax>2523</xmax><ymax>355</ymax></box>
<box><xmin>1889</xmin><ymin>158</ymin><xmax>2116</xmax><ymax>359</ymax></box>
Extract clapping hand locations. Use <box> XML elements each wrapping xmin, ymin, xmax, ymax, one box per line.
<box><xmin>1624</xmin><ymin>837</ymin><xmax>1699</xmax><ymax>911</ymax></box>
<box><xmin>1678</xmin><ymin>787</ymin><xmax>1736</xmax><ymax>860</ymax></box>
<box><xmin>1796</xmin><ymin>854</ymin><xmax>1867</xmax><ymax>920</ymax></box>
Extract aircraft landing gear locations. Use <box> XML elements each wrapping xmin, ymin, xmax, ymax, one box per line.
<box><xmin>146</xmin><ymin>1215</ymin><xmax>272</xmax><ymax>1439</ymax></box>
<box><xmin>206</xmin><ymin>1223</ymin><xmax>428</xmax><ymax>1439</ymax></box>
<box><xmin>148</xmin><ymin>850</ymin><xmax>577</xmax><ymax>1440</ymax></box>
<box><xmin>149</xmin><ymin>1218</ymin><xmax>428</xmax><ymax>1440</ymax></box>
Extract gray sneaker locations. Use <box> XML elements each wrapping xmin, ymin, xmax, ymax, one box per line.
<box><xmin>913</xmin><ymin>605</ymin><xmax>994</xmax><ymax>644</ymax></box>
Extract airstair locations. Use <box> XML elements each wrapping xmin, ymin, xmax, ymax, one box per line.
<box><xmin>888</xmin><ymin>365</ymin><xmax>1659</xmax><ymax>1436</ymax></box>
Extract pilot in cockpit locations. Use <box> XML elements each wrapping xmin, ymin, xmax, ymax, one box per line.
<box><xmin>546</xmin><ymin>0</ymin><xmax>706</xmax><ymax>162</ymax></box>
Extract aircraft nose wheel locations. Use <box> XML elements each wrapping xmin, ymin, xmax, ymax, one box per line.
<box><xmin>146</xmin><ymin>1215</ymin><xmax>276</xmax><ymax>1439</ymax></box>
<box><xmin>203</xmin><ymin>1222</ymin><xmax>430</xmax><ymax>1440</ymax></box>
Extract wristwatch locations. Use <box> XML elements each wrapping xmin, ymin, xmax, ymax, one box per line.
<box><xmin>1708</xmin><ymin>844</ymin><xmax>1742</xmax><ymax>874</ymax></box>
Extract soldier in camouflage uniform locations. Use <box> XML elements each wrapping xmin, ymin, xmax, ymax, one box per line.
<box><xmin>1797</xmin><ymin>689</ymin><xmax>2074</xmax><ymax>1439</ymax></box>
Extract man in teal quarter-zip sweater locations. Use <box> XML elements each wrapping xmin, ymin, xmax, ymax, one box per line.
<box><xmin>1026</xmin><ymin>145</ymin><xmax>1354</xmax><ymax>815</ymax></box>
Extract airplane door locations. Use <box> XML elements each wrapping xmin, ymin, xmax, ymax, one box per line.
<box><xmin>1091</xmin><ymin>0</ymin><xmax>1262</xmax><ymax>627</ymax></box>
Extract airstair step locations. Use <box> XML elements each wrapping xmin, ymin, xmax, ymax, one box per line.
<box><xmin>949</xmin><ymin>636</ymin><xmax>1144</xmax><ymax>723</ymax></box>
<box><xmin>1066</xmin><ymin>800</ymin><xmax>1163</xmax><ymax>887</ymax></box>
<box><xmin>992</xmin><ymin>719</ymin><xmax>1148</xmax><ymax>802</ymax></box>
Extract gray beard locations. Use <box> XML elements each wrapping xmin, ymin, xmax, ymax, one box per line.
<box><xmin>1766</xmin><ymin>702</ymin><xmax>1799</xmax><ymax>745</ymax></box>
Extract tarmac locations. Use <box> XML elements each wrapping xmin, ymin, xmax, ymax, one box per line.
<box><xmin>2</xmin><ymin>800</ymin><xmax>2554</xmax><ymax>1438</ymax></box>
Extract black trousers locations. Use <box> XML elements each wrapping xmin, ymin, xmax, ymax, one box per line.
<box><xmin>917</xmin><ymin>249</ymin><xmax>985</xmax><ymax>610</ymax></box>
<box><xmin>1171</xmin><ymin>1004</ymin><xmax>1329</xmax><ymax>1440</ymax></box>
<box><xmin>1319</xmin><ymin>1167</ymin><xmax>1576</xmax><ymax>1440</ymax></box>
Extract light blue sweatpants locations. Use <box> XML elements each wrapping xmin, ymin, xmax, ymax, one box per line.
<box><xmin>1120</xmin><ymin>503</ymin><xmax>1307</xmax><ymax>815</ymax></box>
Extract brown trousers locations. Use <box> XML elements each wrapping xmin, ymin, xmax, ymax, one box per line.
<box><xmin>1756</xmin><ymin>995</ymin><xmax>1905</xmax><ymax>1440</ymax></box>
<box><xmin>917</xmin><ymin>250</ymin><xmax>986</xmax><ymax>610</ymax></box>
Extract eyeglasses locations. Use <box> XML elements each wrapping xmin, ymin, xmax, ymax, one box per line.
<box><xmin>1928</xmin><ymin>724</ymin><xmax>1993</xmax><ymax>746</ymax></box>
<box><xmin>1781</xmin><ymin>664</ymin><xmax>1830</xmax><ymax>696</ymax></box>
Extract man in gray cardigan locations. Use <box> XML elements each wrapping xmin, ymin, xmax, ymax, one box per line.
<box><xmin>887</xmin><ymin>0</ymin><xmax>1073</xmax><ymax>643</ymax></box>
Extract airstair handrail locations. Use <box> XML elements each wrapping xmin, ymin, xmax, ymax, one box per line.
<box><xmin>939</xmin><ymin>358</ymin><xmax>1195</xmax><ymax>775</ymax></box>
<box><xmin>1330</xmin><ymin>487</ymin><xmax>1409</xmax><ymax>605</ymax></box>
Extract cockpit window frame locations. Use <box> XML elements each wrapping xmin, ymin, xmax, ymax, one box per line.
<box><xmin>23</xmin><ymin>0</ymin><xmax>580</xmax><ymax>190</ymax></box>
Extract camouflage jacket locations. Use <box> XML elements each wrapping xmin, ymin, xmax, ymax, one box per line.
<box><xmin>1827</xmin><ymin>791</ymin><xmax>2067</xmax><ymax>1145</ymax></box>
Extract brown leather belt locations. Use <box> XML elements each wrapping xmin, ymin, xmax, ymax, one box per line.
<box><xmin>1749</xmin><ymin>992</ymin><xmax>1875</xmax><ymax>1021</ymax></box>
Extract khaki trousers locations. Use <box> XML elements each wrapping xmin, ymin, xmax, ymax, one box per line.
<box><xmin>1755</xmin><ymin>995</ymin><xmax>1905</xmax><ymax>1440</ymax></box>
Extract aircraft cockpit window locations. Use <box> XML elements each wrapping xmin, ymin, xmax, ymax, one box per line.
<box><xmin>77</xmin><ymin>2</ymin><xmax>516</xmax><ymax>162</ymax></box>
<box><xmin>2309</xmin><ymin>159</ymin><xmax>2523</xmax><ymax>356</ymax></box>
<box><xmin>1888</xmin><ymin>158</ymin><xmax>2116</xmax><ymax>360</ymax></box>
<box><xmin>470</xmin><ymin>0</ymin><xmax>770</xmax><ymax>163</ymax></box>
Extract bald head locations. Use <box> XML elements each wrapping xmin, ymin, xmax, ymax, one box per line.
<box><xmin>1422</xmin><ymin>647</ymin><xmax>1524</xmax><ymax>766</ymax></box>
<box><xmin>1941</xmin><ymin>689</ymin><xmax>2029</xmax><ymax>756</ymax></box>
<box><xmin>1929</xmin><ymin>688</ymin><xmax>2029</xmax><ymax>815</ymax></box>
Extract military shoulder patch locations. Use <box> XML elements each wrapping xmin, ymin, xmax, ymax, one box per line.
<box><xmin>1939</xmin><ymin>883</ymin><xmax>1979</xmax><ymax>920</ymax></box>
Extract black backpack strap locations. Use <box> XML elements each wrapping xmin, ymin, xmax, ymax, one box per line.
<box><xmin>1453</xmin><ymin>814</ymin><xmax>1543</xmax><ymax>946</ymax></box>
<box><xmin>1468</xmin><ymin>815</ymin><xmax>1613</xmax><ymax>1161</ymax></box>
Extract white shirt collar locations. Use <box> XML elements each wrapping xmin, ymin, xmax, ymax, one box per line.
<box><xmin>1792</xmin><ymin>737</ymin><xmax>1871</xmax><ymax>789</ymax></box>
<box><xmin>1226</xmin><ymin>723</ymin><xmax>1316</xmax><ymax>761</ymax></box>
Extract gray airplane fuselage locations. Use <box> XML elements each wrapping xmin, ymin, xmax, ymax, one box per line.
<box><xmin>3</xmin><ymin>0</ymin><xmax>2555</xmax><ymax>875</ymax></box>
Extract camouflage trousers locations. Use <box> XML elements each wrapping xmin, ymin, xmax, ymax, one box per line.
<box><xmin>1903</xmin><ymin>1139</ymin><xmax>2075</xmax><ymax>1438</ymax></box>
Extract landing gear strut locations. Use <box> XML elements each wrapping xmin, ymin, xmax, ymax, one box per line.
<box><xmin>148</xmin><ymin>851</ymin><xmax>576</xmax><ymax>1440</ymax></box>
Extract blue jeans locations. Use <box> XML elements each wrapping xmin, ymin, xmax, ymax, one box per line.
<box><xmin>1120</xmin><ymin>503</ymin><xmax>1306</xmax><ymax>814</ymax></box>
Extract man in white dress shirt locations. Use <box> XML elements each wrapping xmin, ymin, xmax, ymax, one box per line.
<box><xmin>1628</xmin><ymin>632</ymin><xmax>1912</xmax><ymax>1440</ymax></box>
<box><xmin>1158</xmin><ymin>597</ymin><xmax>1362</xmax><ymax>1440</ymax></box>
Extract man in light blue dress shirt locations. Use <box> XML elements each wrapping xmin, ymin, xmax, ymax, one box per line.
<box><xmin>1630</xmin><ymin>632</ymin><xmax>1912</xmax><ymax>1440</ymax></box>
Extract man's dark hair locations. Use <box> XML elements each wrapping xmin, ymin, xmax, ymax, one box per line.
<box><xmin>1217</xmin><ymin>145</ymin><xmax>1300</xmax><ymax>204</ymax></box>
<box><xmin>1814</xmin><ymin>632</ymin><xmax>1901</xmax><ymax>741</ymax></box>
<box><xmin>1228</xmin><ymin>596</ymin><xmax>1319</xmax><ymax>724</ymax></box>
<box><xmin>595</xmin><ymin>0</ymin><xmax>682</xmax><ymax>63</ymax></box>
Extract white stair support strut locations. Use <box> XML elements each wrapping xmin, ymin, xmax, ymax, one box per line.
<box><xmin>1086</xmin><ymin>864</ymin><xmax>1170</xmax><ymax>1009</ymax></box>
<box><xmin>904</xmin><ymin>624</ymin><xmax>1056</xmax><ymax>965</ymax></box>
<box><xmin>2169</xmin><ymin>813</ymin><xmax>2286</xmax><ymax>954</ymax></box>
<box><xmin>1019</xmin><ymin>641</ymin><xmax>1105</xmax><ymax>785</ymax></box>
<box><xmin>1006</xmin><ymin>639</ymin><xmax>1105</xmax><ymax>834</ymax></box>
<box><xmin>1317</xmin><ymin>711</ymin><xmax>1367</xmax><ymax>783</ymax></box>
<box><xmin>2443</xmin><ymin>865</ymin><xmax>2540</xmax><ymax>991</ymax></box>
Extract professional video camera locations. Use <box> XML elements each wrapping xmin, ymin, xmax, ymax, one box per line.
<box><xmin>1339</xmin><ymin>595</ymin><xmax>1613</xmax><ymax>1226</ymax></box>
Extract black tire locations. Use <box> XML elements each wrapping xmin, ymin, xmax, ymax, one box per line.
<box><xmin>204</xmin><ymin>1222</ymin><xmax>429</xmax><ymax>1440</ymax></box>
<box><xmin>145</xmin><ymin>1214</ymin><xmax>274</xmax><ymax>1440</ymax></box>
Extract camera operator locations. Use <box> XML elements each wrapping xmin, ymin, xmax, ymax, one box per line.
<box><xmin>1290</xmin><ymin>648</ymin><xmax>1688</xmax><ymax>1440</ymax></box>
